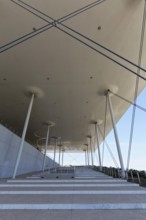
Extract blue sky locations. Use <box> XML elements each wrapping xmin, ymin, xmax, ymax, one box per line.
<box><xmin>48</xmin><ymin>87</ymin><xmax>146</xmax><ymax>171</ymax></box>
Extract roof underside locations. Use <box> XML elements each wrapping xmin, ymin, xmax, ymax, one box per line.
<box><xmin>0</xmin><ymin>0</ymin><xmax>146</xmax><ymax>151</ymax></box>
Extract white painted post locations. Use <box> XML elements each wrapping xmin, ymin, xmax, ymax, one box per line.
<box><xmin>107</xmin><ymin>91</ymin><xmax>125</xmax><ymax>178</ymax></box>
<box><xmin>88</xmin><ymin>136</ymin><xmax>94</xmax><ymax>166</ymax></box>
<box><xmin>42</xmin><ymin>121</ymin><xmax>55</xmax><ymax>172</ymax></box>
<box><xmin>84</xmin><ymin>144</ymin><xmax>89</xmax><ymax>166</ymax></box>
<box><xmin>62</xmin><ymin>150</ymin><xmax>64</xmax><ymax>167</ymax></box>
<box><xmin>42</xmin><ymin>125</ymin><xmax>50</xmax><ymax>172</ymax></box>
<box><xmin>12</xmin><ymin>94</ymin><xmax>34</xmax><ymax>179</ymax></box>
<box><xmin>58</xmin><ymin>144</ymin><xmax>62</xmax><ymax>166</ymax></box>
<box><xmin>84</xmin><ymin>150</ymin><xmax>86</xmax><ymax>166</ymax></box>
<box><xmin>95</xmin><ymin>123</ymin><xmax>102</xmax><ymax>171</ymax></box>
<box><xmin>53</xmin><ymin>137</ymin><xmax>57</xmax><ymax>168</ymax></box>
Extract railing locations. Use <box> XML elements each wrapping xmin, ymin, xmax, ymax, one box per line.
<box><xmin>94</xmin><ymin>166</ymin><xmax>146</xmax><ymax>186</ymax></box>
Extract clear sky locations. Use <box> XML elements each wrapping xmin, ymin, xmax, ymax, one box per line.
<box><xmin>47</xmin><ymin>87</ymin><xmax>146</xmax><ymax>171</ymax></box>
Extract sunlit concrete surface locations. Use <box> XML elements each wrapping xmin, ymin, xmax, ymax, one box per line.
<box><xmin>0</xmin><ymin>167</ymin><xmax>146</xmax><ymax>220</ymax></box>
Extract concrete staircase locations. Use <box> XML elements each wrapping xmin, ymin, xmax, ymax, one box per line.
<box><xmin>0</xmin><ymin>167</ymin><xmax>146</xmax><ymax>219</ymax></box>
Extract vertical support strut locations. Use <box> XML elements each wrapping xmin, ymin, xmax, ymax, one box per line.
<box><xmin>13</xmin><ymin>94</ymin><xmax>34</xmax><ymax>179</ymax></box>
<box><xmin>53</xmin><ymin>137</ymin><xmax>57</xmax><ymax>168</ymax></box>
<box><xmin>84</xmin><ymin>144</ymin><xmax>89</xmax><ymax>166</ymax></box>
<box><xmin>106</xmin><ymin>91</ymin><xmax>125</xmax><ymax>178</ymax></box>
<box><xmin>62</xmin><ymin>150</ymin><xmax>64</xmax><ymax>167</ymax></box>
<box><xmin>42</xmin><ymin>125</ymin><xmax>50</xmax><ymax>172</ymax></box>
<box><xmin>87</xmin><ymin>144</ymin><xmax>89</xmax><ymax>165</ymax></box>
<box><xmin>95</xmin><ymin>122</ymin><xmax>102</xmax><ymax>171</ymax></box>
<box><xmin>84</xmin><ymin>150</ymin><xmax>86</xmax><ymax>166</ymax></box>
<box><xmin>42</xmin><ymin>121</ymin><xmax>55</xmax><ymax>172</ymax></box>
<box><xmin>85</xmin><ymin>150</ymin><xmax>87</xmax><ymax>166</ymax></box>
<box><xmin>88</xmin><ymin>136</ymin><xmax>94</xmax><ymax>166</ymax></box>
<box><xmin>58</xmin><ymin>144</ymin><xmax>62</xmax><ymax>166</ymax></box>
<box><xmin>91</xmin><ymin>137</ymin><xmax>94</xmax><ymax>166</ymax></box>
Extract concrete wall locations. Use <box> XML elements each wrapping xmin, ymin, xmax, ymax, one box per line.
<box><xmin>0</xmin><ymin>124</ymin><xmax>56</xmax><ymax>178</ymax></box>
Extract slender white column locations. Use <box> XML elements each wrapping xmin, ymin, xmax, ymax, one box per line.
<box><xmin>58</xmin><ymin>144</ymin><xmax>62</xmax><ymax>166</ymax></box>
<box><xmin>85</xmin><ymin>150</ymin><xmax>88</xmax><ymax>166</ymax></box>
<box><xmin>107</xmin><ymin>91</ymin><xmax>125</xmax><ymax>178</ymax></box>
<box><xmin>53</xmin><ymin>137</ymin><xmax>57</xmax><ymax>168</ymax></box>
<box><xmin>95</xmin><ymin>123</ymin><xmax>102</xmax><ymax>171</ymax></box>
<box><xmin>13</xmin><ymin>94</ymin><xmax>34</xmax><ymax>179</ymax></box>
<box><xmin>62</xmin><ymin>150</ymin><xmax>64</xmax><ymax>167</ymax></box>
<box><xmin>88</xmin><ymin>136</ymin><xmax>94</xmax><ymax>166</ymax></box>
<box><xmin>42</xmin><ymin>125</ymin><xmax>50</xmax><ymax>172</ymax></box>
<box><xmin>83</xmin><ymin>150</ymin><xmax>86</xmax><ymax>166</ymax></box>
<box><xmin>42</xmin><ymin>121</ymin><xmax>55</xmax><ymax>171</ymax></box>
<box><xmin>84</xmin><ymin>144</ymin><xmax>89</xmax><ymax>166</ymax></box>
<box><xmin>85</xmin><ymin>150</ymin><xmax>87</xmax><ymax>166</ymax></box>
<box><xmin>90</xmin><ymin>137</ymin><xmax>94</xmax><ymax>166</ymax></box>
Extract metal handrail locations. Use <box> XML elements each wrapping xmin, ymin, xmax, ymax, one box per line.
<box><xmin>137</xmin><ymin>171</ymin><xmax>141</xmax><ymax>184</ymax></box>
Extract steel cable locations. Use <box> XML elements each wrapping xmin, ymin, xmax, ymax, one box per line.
<box><xmin>127</xmin><ymin>0</ymin><xmax>146</xmax><ymax>170</ymax></box>
<box><xmin>1</xmin><ymin>0</ymin><xmax>146</xmax><ymax>81</ymax></box>
<box><xmin>18</xmin><ymin>0</ymin><xmax>146</xmax><ymax>75</ymax></box>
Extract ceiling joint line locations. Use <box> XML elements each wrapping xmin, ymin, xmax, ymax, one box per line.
<box><xmin>8</xmin><ymin>0</ymin><xmax>146</xmax><ymax>81</ymax></box>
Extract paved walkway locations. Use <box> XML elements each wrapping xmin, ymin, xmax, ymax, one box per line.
<box><xmin>0</xmin><ymin>167</ymin><xmax>146</xmax><ymax>219</ymax></box>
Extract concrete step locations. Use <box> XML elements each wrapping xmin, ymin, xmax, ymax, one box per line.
<box><xmin>1</xmin><ymin>209</ymin><xmax>146</xmax><ymax>220</ymax></box>
<box><xmin>7</xmin><ymin>179</ymin><xmax>127</xmax><ymax>183</ymax></box>
<box><xmin>0</xmin><ymin>203</ymin><xmax>146</xmax><ymax>210</ymax></box>
<box><xmin>0</xmin><ymin>190</ymin><xmax>146</xmax><ymax>195</ymax></box>
<box><xmin>0</xmin><ymin>183</ymin><xmax>139</xmax><ymax>188</ymax></box>
<box><xmin>1</xmin><ymin>194</ymin><xmax>146</xmax><ymax>204</ymax></box>
<box><xmin>1</xmin><ymin>168</ymin><xmax>146</xmax><ymax>220</ymax></box>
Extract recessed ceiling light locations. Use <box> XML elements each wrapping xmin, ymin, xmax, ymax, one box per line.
<box><xmin>46</xmin><ymin>77</ymin><xmax>50</xmax><ymax>80</ymax></box>
<box><xmin>3</xmin><ymin>78</ymin><xmax>7</xmax><ymax>81</ymax></box>
<box><xmin>86</xmin><ymin>101</ymin><xmax>88</xmax><ymax>104</ymax></box>
<box><xmin>97</xmin><ymin>26</ymin><xmax>101</xmax><ymax>30</ymax></box>
<box><xmin>90</xmin><ymin>76</ymin><xmax>93</xmax><ymax>79</ymax></box>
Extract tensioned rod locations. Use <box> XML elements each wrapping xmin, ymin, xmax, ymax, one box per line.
<box><xmin>13</xmin><ymin>94</ymin><xmax>34</xmax><ymax>179</ymax></box>
<box><xmin>97</xmin><ymin>125</ymin><xmax>119</xmax><ymax>168</ymax></box>
<box><xmin>127</xmin><ymin>0</ymin><xmax>146</xmax><ymax>170</ymax></box>
<box><xmin>1</xmin><ymin>0</ymin><xmax>105</xmax><ymax>51</ymax></box>
<box><xmin>42</xmin><ymin>125</ymin><xmax>50</xmax><ymax>172</ymax></box>
<box><xmin>2</xmin><ymin>1</ymin><xmax>146</xmax><ymax>81</ymax></box>
<box><xmin>7</xmin><ymin>0</ymin><xmax>146</xmax><ymax>78</ymax></box>
<box><xmin>110</xmin><ymin>91</ymin><xmax>146</xmax><ymax>113</ymax></box>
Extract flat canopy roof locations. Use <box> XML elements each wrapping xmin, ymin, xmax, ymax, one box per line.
<box><xmin>0</xmin><ymin>0</ymin><xmax>146</xmax><ymax>151</ymax></box>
